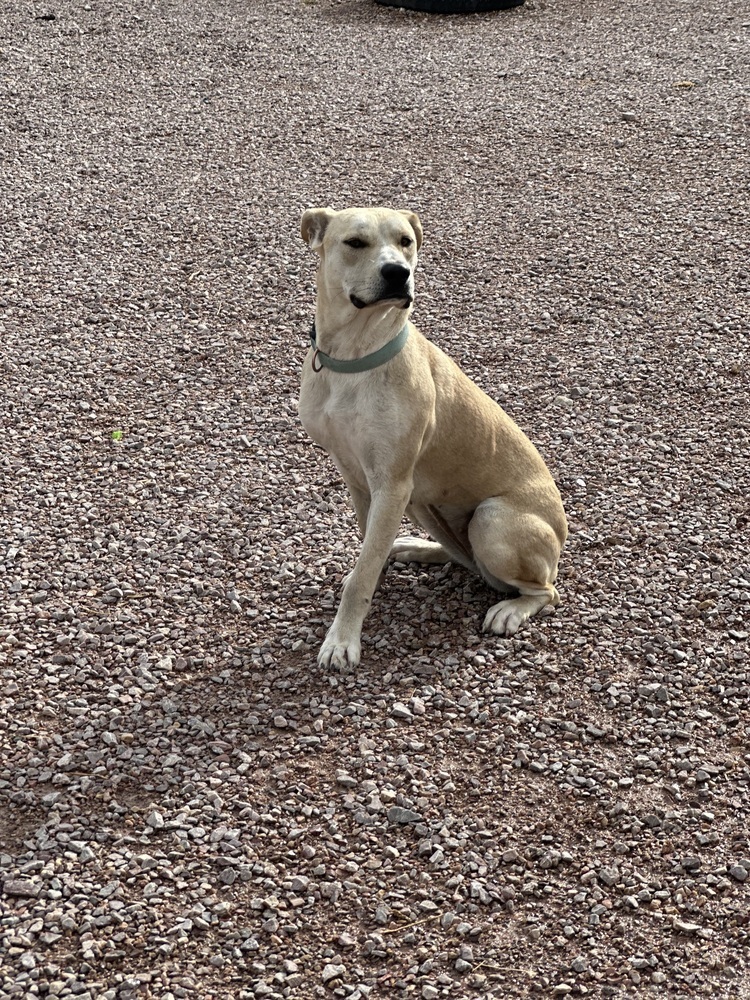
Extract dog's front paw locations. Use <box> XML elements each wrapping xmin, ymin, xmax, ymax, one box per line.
<box><xmin>318</xmin><ymin>631</ymin><xmax>361</xmax><ymax>670</ymax></box>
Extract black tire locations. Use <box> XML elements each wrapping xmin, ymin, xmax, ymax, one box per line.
<box><xmin>375</xmin><ymin>0</ymin><xmax>524</xmax><ymax>11</ymax></box>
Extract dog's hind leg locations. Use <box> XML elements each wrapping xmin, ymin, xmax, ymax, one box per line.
<box><xmin>392</xmin><ymin>503</ymin><xmax>475</xmax><ymax>571</ymax></box>
<box><xmin>468</xmin><ymin>497</ymin><xmax>564</xmax><ymax>636</ymax></box>
<box><xmin>390</xmin><ymin>537</ymin><xmax>452</xmax><ymax>564</ymax></box>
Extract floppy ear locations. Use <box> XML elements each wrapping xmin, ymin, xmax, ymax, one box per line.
<box><xmin>301</xmin><ymin>207</ymin><xmax>336</xmax><ymax>250</ymax></box>
<box><xmin>398</xmin><ymin>210</ymin><xmax>423</xmax><ymax>250</ymax></box>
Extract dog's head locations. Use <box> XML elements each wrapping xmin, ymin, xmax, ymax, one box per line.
<box><xmin>301</xmin><ymin>206</ymin><xmax>423</xmax><ymax>314</ymax></box>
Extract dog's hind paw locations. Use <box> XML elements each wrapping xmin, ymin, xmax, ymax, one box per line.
<box><xmin>390</xmin><ymin>537</ymin><xmax>451</xmax><ymax>565</ymax></box>
<box><xmin>483</xmin><ymin>594</ymin><xmax>553</xmax><ymax>636</ymax></box>
<box><xmin>484</xmin><ymin>600</ymin><xmax>527</xmax><ymax>636</ymax></box>
<box><xmin>318</xmin><ymin>632</ymin><xmax>361</xmax><ymax>670</ymax></box>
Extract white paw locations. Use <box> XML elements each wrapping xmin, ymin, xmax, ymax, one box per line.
<box><xmin>318</xmin><ymin>631</ymin><xmax>361</xmax><ymax>670</ymax></box>
<box><xmin>390</xmin><ymin>537</ymin><xmax>449</xmax><ymax>564</ymax></box>
<box><xmin>483</xmin><ymin>599</ymin><xmax>529</xmax><ymax>636</ymax></box>
<box><xmin>390</xmin><ymin>536</ymin><xmax>425</xmax><ymax>560</ymax></box>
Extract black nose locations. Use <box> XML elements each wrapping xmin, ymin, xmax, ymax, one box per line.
<box><xmin>381</xmin><ymin>263</ymin><xmax>410</xmax><ymax>287</ymax></box>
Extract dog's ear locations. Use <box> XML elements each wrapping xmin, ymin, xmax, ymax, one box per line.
<box><xmin>398</xmin><ymin>210</ymin><xmax>423</xmax><ymax>251</ymax></box>
<box><xmin>301</xmin><ymin>207</ymin><xmax>336</xmax><ymax>250</ymax></box>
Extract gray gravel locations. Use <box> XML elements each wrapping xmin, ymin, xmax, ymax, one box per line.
<box><xmin>1</xmin><ymin>0</ymin><xmax>749</xmax><ymax>997</ymax></box>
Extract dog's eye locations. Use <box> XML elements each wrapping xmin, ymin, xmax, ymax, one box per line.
<box><xmin>400</xmin><ymin>236</ymin><xmax>413</xmax><ymax>248</ymax></box>
<box><xmin>344</xmin><ymin>238</ymin><xmax>367</xmax><ymax>249</ymax></box>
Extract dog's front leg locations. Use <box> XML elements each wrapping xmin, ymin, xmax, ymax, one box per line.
<box><xmin>319</xmin><ymin>482</ymin><xmax>412</xmax><ymax>670</ymax></box>
<box><xmin>344</xmin><ymin>480</ymin><xmax>371</xmax><ymax>540</ymax></box>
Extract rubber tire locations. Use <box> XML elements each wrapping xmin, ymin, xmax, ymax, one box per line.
<box><xmin>375</xmin><ymin>0</ymin><xmax>524</xmax><ymax>11</ymax></box>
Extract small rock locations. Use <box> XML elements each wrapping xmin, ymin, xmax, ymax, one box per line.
<box><xmin>599</xmin><ymin>866</ymin><xmax>619</xmax><ymax>886</ymax></box>
<box><xmin>681</xmin><ymin>856</ymin><xmax>701</xmax><ymax>872</ymax></box>
<box><xmin>146</xmin><ymin>811</ymin><xmax>165</xmax><ymax>829</ymax></box>
<box><xmin>322</xmin><ymin>963</ymin><xmax>345</xmax><ymax>984</ymax></box>
<box><xmin>391</xmin><ymin>701</ymin><xmax>412</xmax><ymax>720</ymax></box>
<box><xmin>585</xmin><ymin>723</ymin><xmax>606</xmax><ymax>738</ymax></box>
<box><xmin>539</xmin><ymin>850</ymin><xmax>561</xmax><ymax>869</ymax></box>
<box><xmin>672</xmin><ymin>918</ymin><xmax>701</xmax><ymax>934</ymax></box>
<box><xmin>729</xmin><ymin>865</ymin><xmax>748</xmax><ymax>882</ymax></box>
<box><xmin>3</xmin><ymin>879</ymin><xmax>40</xmax><ymax>898</ymax></box>
<box><xmin>387</xmin><ymin>806</ymin><xmax>422</xmax><ymax>825</ymax></box>
<box><xmin>630</xmin><ymin>958</ymin><xmax>650</xmax><ymax>970</ymax></box>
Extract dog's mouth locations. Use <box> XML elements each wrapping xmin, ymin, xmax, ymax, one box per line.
<box><xmin>350</xmin><ymin>293</ymin><xmax>413</xmax><ymax>310</ymax></box>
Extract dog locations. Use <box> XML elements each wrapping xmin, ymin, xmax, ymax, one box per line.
<box><xmin>299</xmin><ymin>206</ymin><xmax>567</xmax><ymax>669</ymax></box>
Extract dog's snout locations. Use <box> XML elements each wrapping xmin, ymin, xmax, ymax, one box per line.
<box><xmin>381</xmin><ymin>263</ymin><xmax>411</xmax><ymax>287</ymax></box>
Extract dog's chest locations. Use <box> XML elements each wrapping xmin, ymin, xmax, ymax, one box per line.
<box><xmin>300</xmin><ymin>370</ymin><xmax>387</xmax><ymax>474</ymax></box>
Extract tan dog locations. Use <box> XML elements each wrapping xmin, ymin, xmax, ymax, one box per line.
<box><xmin>299</xmin><ymin>206</ymin><xmax>567</xmax><ymax>669</ymax></box>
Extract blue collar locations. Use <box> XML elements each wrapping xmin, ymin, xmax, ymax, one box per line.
<box><xmin>310</xmin><ymin>321</ymin><xmax>410</xmax><ymax>373</ymax></box>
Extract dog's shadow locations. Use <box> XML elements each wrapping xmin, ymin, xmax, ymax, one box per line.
<box><xmin>377</xmin><ymin>557</ymin><xmax>520</xmax><ymax>631</ymax></box>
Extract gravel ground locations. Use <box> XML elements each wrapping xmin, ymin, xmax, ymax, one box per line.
<box><xmin>1</xmin><ymin>0</ymin><xmax>749</xmax><ymax>998</ymax></box>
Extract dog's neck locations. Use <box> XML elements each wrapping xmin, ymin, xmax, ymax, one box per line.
<box><xmin>312</xmin><ymin>292</ymin><xmax>413</xmax><ymax>361</ymax></box>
